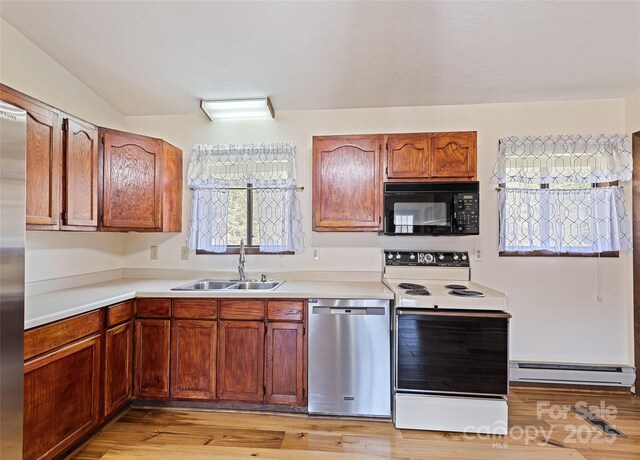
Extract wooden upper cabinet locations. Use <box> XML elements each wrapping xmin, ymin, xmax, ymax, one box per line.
<box><xmin>101</xmin><ymin>129</ymin><xmax>162</xmax><ymax>230</ymax></box>
<box><xmin>312</xmin><ymin>135</ymin><xmax>383</xmax><ymax>231</ymax></box>
<box><xmin>384</xmin><ymin>132</ymin><xmax>477</xmax><ymax>182</ymax></box>
<box><xmin>100</xmin><ymin>128</ymin><xmax>182</xmax><ymax>232</ymax></box>
<box><xmin>62</xmin><ymin>115</ymin><xmax>99</xmax><ymax>228</ymax></box>
<box><xmin>386</xmin><ymin>134</ymin><xmax>429</xmax><ymax>179</ymax></box>
<box><xmin>1</xmin><ymin>84</ymin><xmax>62</xmax><ymax>229</ymax></box>
<box><xmin>430</xmin><ymin>132</ymin><xmax>477</xmax><ymax>180</ymax></box>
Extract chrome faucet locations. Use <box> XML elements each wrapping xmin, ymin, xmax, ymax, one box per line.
<box><xmin>238</xmin><ymin>238</ymin><xmax>246</xmax><ymax>281</ymax></box>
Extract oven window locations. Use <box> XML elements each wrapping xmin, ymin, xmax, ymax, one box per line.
<box><xmin>393</xmin><ymin>202</ymin><xmax>449</xmax><ymax>233</ymax></box>
<box><xmin>397</xmin><ymin>314</ymin><xmax>508</xmax><ymax>396</ymax></box>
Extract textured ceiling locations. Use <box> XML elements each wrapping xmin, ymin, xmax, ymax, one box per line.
<box><xmin>1</xmin><ymin>1</ymin><xmax>639</xmax><ymax>116</ymax></box>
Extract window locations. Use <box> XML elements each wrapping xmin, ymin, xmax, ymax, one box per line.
<box><xmin>187</xmin><ymin>143</ymin><xmax>303</xmax><ymax>254</ymax></box>
<box><xmin>225</xmin><ymin>184</ymin><xmax>260</xmax><ymax>250</ymax></box>
<box><xmin>491</xmin><ymin>134</ymin><xmax>632</xmax><ymax>256</ymax></box>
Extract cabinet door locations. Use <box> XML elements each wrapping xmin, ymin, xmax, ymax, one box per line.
<box><xmin>171</xmin><ymin>320</ymin><xmax>217</xmax><ymax>400</ymax></box>
<box><xmin>386</xmin><ymin>135</ymin><xmax>429</xmax><ymax>179</ymax></box>
<box><xmin>1</xmin><ymin>85</ymin><xmax>61</xmax><ymax>228</ymax></box>
<box><xmin>430</xmin><ymin>132</ymin><xmax>477</xmax><ymax>179</ymax></box>
<box><xmin>104</xmin><ymin>320</ymin><xmax>133</xmax><ymax>416</ymax></box>
<box><xmin>313</xmin><ymin>136</ymin><xmax>383</xmax><ymax>231</ymax></box>
<box><xmin>23</xmin><ymin>334</ymin><xmax>101</xmax><ymax>460</ymax></box>
<box><xmin>101</xmin><ymin>129</ymin><xmax>162</xmax><ymax>229</ymax></box>
<box><xmin>217</xmin><ymin>320</ymin><xmax>265</xmax><ymax>402</ymax></box>
<box><xmin>134</xmin><ymin>319</ymin><xmax>170</xmax><ymax>399</ymax></box>
<box><xmin>265</xmin><ymin>322</ymin><xmax>305</xmax><ymax>405</ymax></box>
<box><xmin>63</xmin><ymin>116</ymin><xmax>98</xmax><ymax>227</ymax></box>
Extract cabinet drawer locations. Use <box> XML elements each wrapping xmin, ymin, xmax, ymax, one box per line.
<box><xmin>136</xmin><ymin>298</ymin><xmax>171</xmax><ymax>318</ymax></box>
<box><xmin>219</xmin><ymin>300</ymin><xmax>265</xmax><ymax>320</ymax></box>
<box><xmin>107</xmin><ymin>300</ymin><xmax>134</xmax><ymax>327</ymax></box>
<box><xmin>267</xmin><ymin>300</ymin><xmax>304</xmax><ymax>322</ymax></box>
<box><xmin>172</xmin><ymin>299</ymin><xmax>218</xmax><ymax>319</ymax></box>
<box><xmin>24</xmin><ymin>310</ymin><xmax>101</xmax><ymax>360</ymax></box>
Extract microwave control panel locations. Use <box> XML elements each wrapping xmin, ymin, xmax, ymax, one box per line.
<box><xmin>384</xmin><ymin>251</ymin><xmax>470</xmax><ymax>267</ymax></box>
<box><xmin>453</xmin><ymin>193</ymin><xmax>479</xmax><ymax>234</ymax></box>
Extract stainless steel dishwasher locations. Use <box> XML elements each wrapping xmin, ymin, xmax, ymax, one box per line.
<box><xmin>308</xmin><ymin>298</ymin><xmax>391</xmax><ymax>418</ymax></box>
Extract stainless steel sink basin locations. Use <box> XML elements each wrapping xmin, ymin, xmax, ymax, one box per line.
<box><xmin>233</xmin><ymin>281</ymin><xmax>283</xmax><ymax>290</ymax></box>
<box><xmin>171</xmin><ymin>279</ymin><xmax>284</xmax><ymax>291</ymax></box>
<box><xmin>171</xmin><ymin>279</ymin><xmax>238</xmax><ymax>291</ymax></box>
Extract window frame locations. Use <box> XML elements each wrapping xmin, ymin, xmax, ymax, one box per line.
<box><xmin>195</xmin><ymin>183</ymin><xmax>294</xmax><ymax>255</ymax></box>
<box><xmin>498</xmin><ymin>181</ymin><xmax>620</xmax><ymax>257</ymax></box>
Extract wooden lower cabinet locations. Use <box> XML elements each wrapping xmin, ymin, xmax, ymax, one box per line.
<box><xmin>217</xmin><ymin>320</ymin><xmax>265</xmax><ymax>402</ymax></box>
<box><xmin>134</xmin><ymin>319</ymin><xmax>170</xmax><ymax>399</ymax></box>
<box><xmin>171</xmin><ymin>320</ymin><xmax>217</xmax><ymax>399</ymax></box>
<box><xmin>23</xmin><ymin>334</ymin><xmax>101</xmax><ymax>460</ymax></box>
<box><xmin>265</xmin><ymin>322</ymin><xmax>305</xmax><ymax>405</ymax></box>
<box><xmin>104</xmin><ymin>320</ymin><xmax>133</xmax><ymax>416</ymax></box>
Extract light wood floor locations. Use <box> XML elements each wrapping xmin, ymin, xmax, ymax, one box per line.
<box><xmin>69</xmin><ymin>387</ymin><xmax>640</xmax><ymax>460</ymax></box>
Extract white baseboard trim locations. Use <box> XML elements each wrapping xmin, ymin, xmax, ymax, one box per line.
<box><xmin>510</xmin><ymin>361</ymin><xmax>636</xmax><ymax>387</ymax></box>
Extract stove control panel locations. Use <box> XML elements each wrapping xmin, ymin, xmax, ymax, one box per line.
<box><xmin>384</xmin><ymin>250</ymin><xmax>470</xmax><ymax>267</ymax></box>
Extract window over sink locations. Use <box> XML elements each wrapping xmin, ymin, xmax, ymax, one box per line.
<box><xmin>187</xmin><ymin>143</ymin><xmax>304</xmax><ymax>254</ymax></box>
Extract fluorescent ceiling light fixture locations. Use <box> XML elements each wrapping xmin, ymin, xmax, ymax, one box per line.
<box><xmin>200</xmin><ymin>98</ymin><xmax>274</xmax><ymax>121</ymax></box>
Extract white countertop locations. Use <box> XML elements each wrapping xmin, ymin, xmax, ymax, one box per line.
<box><xmin>25</xmin><ymin>278</ymin><xmax>394</xmax><ymax>330</ymax></box>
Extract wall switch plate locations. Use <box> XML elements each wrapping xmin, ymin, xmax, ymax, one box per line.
<box><xmin>313</xmin><ymin>248</ymin><xmax>319</xmax><ymax>260</ymax></box>
<box><xmin>181</xmin><ymin>246</ymin><xmax>189</xmax><ymax>260</ymax></box>
<box><xmin>474</xmin><ymin>247</ymin><xmax>483</xmax><ymax>261</ymax></box>
<box><xmin>150</xmin><ymin>246</ymin><xmax>159</xmax><ymax>260</ymax></box>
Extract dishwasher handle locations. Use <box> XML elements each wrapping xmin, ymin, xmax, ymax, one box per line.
<box><xmin>331</xmin><ymin>308</ymin><xmax>367</xmax><ymax>315</ymax></box>
<box><xmin>312</xmin><ymin>306</ymin><xmax>386</xmax><ymax>316</ymax></box>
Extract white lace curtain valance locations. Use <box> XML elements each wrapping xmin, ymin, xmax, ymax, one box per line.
<box><xmin>187</xmin><ymin>143</ymin><xmax>303</xmax><ymax>253</ymax></box>
<box><xmin>188</xmin><ymin>143</ymin><xmax>296</xmax><ymax>188</ymax></box>
<box><xmin>490</xmin><ymin>134</ymin><xmax>632</xmax><ymax>185</ymax></box>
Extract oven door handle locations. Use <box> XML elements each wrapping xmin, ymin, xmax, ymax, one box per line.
<box><xmin>397</xmin><ymin>309</ymin><xmax>512</xmax><ymax>319</ymax></box>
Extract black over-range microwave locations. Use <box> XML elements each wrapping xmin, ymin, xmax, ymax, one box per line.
<box><xmin>383</xmin><ymin>181</ymin><xmax>479</xmax><ymax>235</ymax></box>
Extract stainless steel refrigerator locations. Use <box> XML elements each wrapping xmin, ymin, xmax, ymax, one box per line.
<box><xmin>0</xmin><ymin>100</ymin><xmax>26</xmax><ymax>459</ymax></box>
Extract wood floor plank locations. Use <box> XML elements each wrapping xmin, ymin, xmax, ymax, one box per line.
<box><xmin>280</xmin><ymin>431</ymin><xmax>344</xmax><ymax>453</ymax></box>
<box><xmin>342</xmin><ymin>435</ymin><xmax>586</xmax><ymax>459</ymax></box>
<box><xmin>68</xmin><ymin>388</ymin><xmax>640</xmax><ymax>460</ymax></box>
<box><xmin>99</xmin><ymin>443</ymin><xmax>370</xmax><ymax>459</ymax></box>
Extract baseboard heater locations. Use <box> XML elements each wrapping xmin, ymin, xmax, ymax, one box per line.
<box><xmin>510</xmin><ymin>362</ymin><xmax>636</xmax><ymax>387</ymax></box>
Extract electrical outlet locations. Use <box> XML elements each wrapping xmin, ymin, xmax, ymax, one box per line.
<box><xmin>474</xmin><ymin>247</ymin><xmax>483</xmax><ymax>261</ymax></box>
<box><xmin>181</xmin><ymin>246</ymin><xmax>189</xmax><ymax>260</ymax></box>
<box><xmin>150</xmin><ymin>246</ymin><xmax>159</xmax><ymax>260</ymax></box>
<box><xmin>313</xmin><ymin>248</ymin><xmax>319</xmax><ymax>260</ymax></box>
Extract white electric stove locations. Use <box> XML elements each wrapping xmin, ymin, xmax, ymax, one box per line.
<box><xmin>383</xmin><ymin>250</ymin><xmax>510</xmax><ymax>435</ymax></box>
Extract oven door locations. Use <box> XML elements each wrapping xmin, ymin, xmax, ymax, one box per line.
<box><xmin>384</xmin><ymin>191</ymin><xmax>453</xmax><ymax>235</ymax></box>
<box><xmin>395</xmin><ymin>309</ymin><xmax>510</xmax><ymax>397</ymax></box>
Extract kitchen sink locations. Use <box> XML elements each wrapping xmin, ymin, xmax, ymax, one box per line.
<box><xmin>172</xmin><ymin>280</ymin><xmax>238</xmax><ymax>290</ymax></box>
<box><xmin>171</xmin><ymin>279</ymin><xmax>284</xmax><ymax>291</ymax></box>
<box><xmin>233</xmin><ymin>281</ymin><xmax>283</xmax><ymax>290</ymax></box>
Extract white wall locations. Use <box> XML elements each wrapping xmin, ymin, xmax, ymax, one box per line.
<box><xmin>123</xmin><ymin>98</ymin><xmax>633</xmax><ymax>366</ymax></box>
<box><xmin>626</xmin><ymin>87</ymin><xmax>640</xmax><ymax>133</ymax></box>
<box><xmin>1</xmin><ymin>18</ymin><xmax>126</xmax><ymax>283</ymax></box>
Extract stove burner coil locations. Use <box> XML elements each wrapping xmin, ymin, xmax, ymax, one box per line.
<box><xmin>449</xmin><ymin>289</ymin><xmax>485</xmax><ymax>298</ymax></box>
<box><xmin>398</xmin><ymin>283</ymin><xmax>425</xmax><ymax>290</ymax></box>
<box><xmin>445</xmin><ymin>284</ymin><xmax>468</xmax><ymax>290</ymax></box>
<box><xmin>405</xmin><ymin>289</ymin><xmax>431</xmax><ymax>296</ymax></box>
